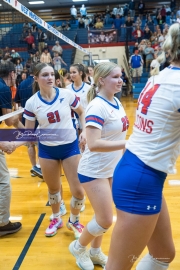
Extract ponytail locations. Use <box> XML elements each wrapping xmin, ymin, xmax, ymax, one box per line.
<box><xmin>87</xmin><ymin>84</ymin><xmax>97</xmax><ymax>103</ymax></box>
<box><xmin>33</xmin><ymin>81</ymin><xmax>39</xmax><ymax>94</ymax></box>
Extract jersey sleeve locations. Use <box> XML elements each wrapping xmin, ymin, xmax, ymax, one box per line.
<box><xmin>0</xmin><ymin>85</ymin><xmax>12</xmax><ymax>109</ymax></box>
<box><xmin>23</xmin><ymin>98</ymin><xmax>36</xmax><ymax>121</ymax></box>
<box><xmin>85</xmin><ymin>103</ymin><xmax>105</xmax><ymax>130</ymax></box>
<box><xmin>68</xmin><ymin>90</ymin><xmax>80</xmax><ymax>110</ymax></box>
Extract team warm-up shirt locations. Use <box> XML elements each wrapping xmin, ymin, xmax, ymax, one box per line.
<box><xmin>0</xmin><ymin>78</ymin><xmax>12</xmax><ymax>119</ymax></box>
<box><xmin>23</xmin><ymin>87</ymin><xmax>79</xmax><ymax>146</ymax></box>
<box><xmin>78</xmin><ymin>96</ymin><xmax>128</xmax><ymax>178</ymax></box>
<box><xmin>126</xmin><ymin>66</ymin><xmax>180</xmax><ymax>173</ymax></box>
<box><xmin>66</xmin><ymin>82</ymin><xmax>91</xmax><ymax>110</ymax></box>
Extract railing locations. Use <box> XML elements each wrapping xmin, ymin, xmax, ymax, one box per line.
<box><xmin>123</xmin><ymin>54</ymin><xmax>132</xmax><ymax>94</ymax></box>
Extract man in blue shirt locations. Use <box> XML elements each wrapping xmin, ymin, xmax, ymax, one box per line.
<box><xmin>129</xmin><ymin>50</ymin><xmax>143</xmax><ymax>83</ymax></box>
<box><xmin>15</xmin><ymin>65</ymin><xmax>42</xmax><ymax>179</ymax></box>
<box><xmin>0</xmin><ymin>62</ymin><xmax>23</xmax><ymax>236</ymax></box>
<box><xmin>112</xmin><ymin>15</ymin><xmax>123</xmax><ymax>41</ymax></box>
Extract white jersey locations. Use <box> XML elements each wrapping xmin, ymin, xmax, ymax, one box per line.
<box><xmin>126</xmin><ymin>66</ymin><xmax>180</xmax><ymax>173</ymax></box>
<box><xmin>66</xmin><ymin>82</ymin><xmax>91</xmax><ymax>110</ymax></box>
<box><xmin>78</xmin><ymin>96</ymin><xmax>128</xmax><ymax>178</ymax></box>
<box><xmin>24</xmin><ymin>87</ymin><xmax>79</xmax><ymax>146</ymax></box>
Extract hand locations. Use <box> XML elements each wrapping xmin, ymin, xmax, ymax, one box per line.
<box><xmin>78</xmin><ymin>130</ymin><xmax>86</xmax><ymax>153</ymax></box>
<box><xmin>1</xmin><ymin>142</ymin><xmax>16</xmax><ymax>154</ymax></box>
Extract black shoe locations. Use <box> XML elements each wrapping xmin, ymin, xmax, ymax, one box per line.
<box><xmin>0</xmin><ymin>221</ymin><xmax>22</xmax><ymax>236</ymax></box>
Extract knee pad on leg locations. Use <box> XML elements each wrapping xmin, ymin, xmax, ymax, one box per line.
<box><xmin>87</xmin><ymin>217</ymin><xmax>108</xmax><ymax>237</ymax></box>
<box><xmin>48</xmin><ymin>191</ymin><xmax>61</xmax><ymax>205</ymax></box>
<box><xmin>70</xmin><ymin>196</ymin><xmax>85</xmax><ymax>209</ymax></box>
<box><xmin>136</xmin><ymin>253</ymin><xmax>169</xmax><ymax>270</ymax></box>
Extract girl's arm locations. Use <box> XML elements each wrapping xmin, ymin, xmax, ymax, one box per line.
<box><xmin>86</xmin><ymin>126</ymin><xmax>126</xmax><ymax>152</ymax></box>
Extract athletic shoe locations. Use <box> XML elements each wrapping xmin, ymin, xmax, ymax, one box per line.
<box><xmin>0</xmin><ymin>221</ymin><xmax>22</xmax><ymax>236</ymax></box>
<box><xmin>66</xmin><ymin>218</ymin><xmax>84</xmax><ymax>239</ymax></box>
<box><xmin>45</xmin><ymin>218</ymin><xmax>63</xmax><ymax>237</ymax></box>
<box><xmin>69</xmin><ymin>240</ymin><xmax>94</xmax><ymax>270</ymax></box>
<box><xmin>49</xmin><ymin>203</ymin><xmax>67</xmax><ymax>221</ymax></box>
<box><xmin>89</xmin><ymin>250</ymin><xmax>108</xmax><ymax>267</ymax></box>
<box><xmin>80</xmin><ymin>204</ymin><xmax>85</xmax><ymax>212</ymax></box>
<box><xmin>30</xmin><ymin>166</ymin><xmax>43</xmax><ymax>179</ymax></box>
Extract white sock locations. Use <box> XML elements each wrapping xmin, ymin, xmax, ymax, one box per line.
<box><xmin>61</xmin><ymin>200</ymin><xmax>64</xmax><ymax>205</ymax></box>
<box><xmin>75</xmin><ymin>239</ymin><xmax>86</xmax><ymax>250</ymax></box>
<box><xmin>70</xmin><ymin>213</ymin><xmax>79</xmax><ymax>223</ymax></box>
<box><xmin>36</xmin><ymin>164</ymin><xmax>41</xmax><ymax>168</ymax></box>
<box><xmin>90</xmin><ymin>247</ymin><xmax>101</xmax><ymax>256</ymax></box>
<box><xmin>136</xmin><ymin>253</ymin><xmax>169</xmax><ymax>270</ymax></box>
<box><xmin>53</xmin><ymin>212</ymin><xmax>61</xmax><ymax>220</ymax></box>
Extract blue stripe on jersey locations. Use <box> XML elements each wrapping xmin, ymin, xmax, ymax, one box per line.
<box><xmin>24</xmin><ymin>109</ymin><xmax>35</xmax><ymax>117</ymax></box>
<box><xmin>71</xmin><ymin>96</ymin><xmax>79</xmax><ymax>108</ymax></box>
<box><xmin>72</xmin><ymin>82</ymin><xmax>85</xmax><ymax>92</ymax></box>
<box><xmin>86</xmin><ymin>115</ymin><xmax>104</xmax><ymax>126</ymax></box>
<box><xmin>168</xmin><ymin>66</ymin><xmax>180</xmax><ymax>70</ymax></box>
<box><xmin>96</xmin><ymin>96</ymin><xmax>119</xmax><ymax>109</ymax></box>
<box><xmin>37</xmin><ymin>87</ymin><xmax>59</xmax><ymax>105</ymax></box>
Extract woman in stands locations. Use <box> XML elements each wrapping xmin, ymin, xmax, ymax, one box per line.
<box><xmin>69</xmin><ymin>62</ymin><xmax>128</xmax><ymax>270</ymax></box>
<box><xmin>105</xmin><ymin>23</ymin><xmax>180</xmax><ymax>270</ymax></box>
<box><xmin>23</xmin><ymin>63</ymin><xmax>86</xmax><ymax>238</ymax></box>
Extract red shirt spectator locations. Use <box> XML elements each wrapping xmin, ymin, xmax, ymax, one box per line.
<box><xmin>25</xmin><ymin>33</ymin><xmax>35</xmax><ymax>50</ymax></box>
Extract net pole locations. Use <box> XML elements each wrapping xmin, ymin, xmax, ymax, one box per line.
<box><xmin>3</xmin><ymin>0</ymin><xmax>90</xmax><ymax>56</ymax></box>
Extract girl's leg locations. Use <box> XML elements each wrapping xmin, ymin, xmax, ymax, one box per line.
<box><xmin>62</xmin><ymin>154</ymin><xmax>85</xmax><ymax>239</ymax></box>
<box><xmin>136</xmin><ymin>196</ymin><xmax>175</xmax><ymax>269</ymax></box>
<box><xmin>69</xmin><ymin>178</ymin><xmax>113</xmax><ymax>269</ymax></box>
<box><xmin>106</xmin><ymin>209</ymin><xmax>159</xmax><ymax>270</ymax></box>
<box><xmin>39</xmin><ymin>158</ymin><xmax>63</xmax><ymax>237</ymax></box>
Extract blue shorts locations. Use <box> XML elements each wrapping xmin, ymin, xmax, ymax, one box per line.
<box><xmin>78</xmin><ymin>173</ymin><xmax>96</xmax><ymax>183</ymax></box>
<box><xmin>38</xmin><ymin>139</ymin><xmax>80</xmax><ymax>160</ymax></box>
<box><xmin>112</xmin><ymin>150</ymin><xmax>167</xmax><ymax>215</ymax></box>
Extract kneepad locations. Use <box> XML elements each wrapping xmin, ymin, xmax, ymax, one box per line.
<box><xmin>136</xmin><ymin>253</ymin><xmax>169</xmax><ymax>270</ymax></box>
<box><xmin>87</xmin><ymin>217</ymin><xmax>108</xmax><ymax>237</ymax></box>
<box><xmin>71</xmin><ymin>196</ymin><xmax>85</xmax><ymax>209</ymax></box>
<box><xmin>48</xmin><ymin>191</ymin><xmax>61</xmax><ymax>205</ymax></box>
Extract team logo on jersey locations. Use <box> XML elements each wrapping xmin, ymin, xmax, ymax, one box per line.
<box><xmin>59</xmin><ymin>98</ymin><xmax>64</xmax><ymax>103</ymax></box>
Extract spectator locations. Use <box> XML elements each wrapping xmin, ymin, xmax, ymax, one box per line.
<box><xmin>129</xmin><ymin>50</ymin><xmax>143</xmax><ymax>83</ymax></box>
<box><xmin>28</xmin><ymin>43</ymin><xmax>38</xmax><ymax>55</ymax></box>
<box><xmin>11</xmin><ymin>49</ymin><xmax>20</xmax><ymax>59</ymax></box>
<box><xmin>94</xmin><ymin>18</ymin><xmax>104</xmax><ymax>29</ymax></box>
<box><xmin>25</xmin><ymin>32</ymin><xmax>35</xmax><ymax>50</ymax></box>
<box><xmin>129</xmin><ymin>0</ymin><xmax>135</xmax><ymax>18</ymax></box>
<box><xmin>125</xmin><ymin>16</ymin><xmax>134</xmax><ymax>43</ymax></box>
<box><xmin>132</xmin><ymin>42</ymin><xmax>139</xmax><ymax>53</ymax></box>
<box><xmin>15</xmin><ymin>59</ymin><xmax>23</xmax><ymax>78</ymax></box>
<box><xmin>23</xmin><ymin>21</ymin><xmax>31</xmax><ymax>32</ymax></box>
<box><xmin>20</xmin><ymin>29</ymin><xmax>28</xmax><ymax>44</ymax></box>
<box><xmin>112</xmin><ymin>15</ymin><xmax>123</xmax><ymax>41</ymax></box>
<box><xmin>160</xmin><ymin>5</ymin><xmax>167</xmax><ymax>23</ymax></box>
<box><xmin>132</xmin><ymin>25</ymin><xmax>144</xmax><ymax>43</ymax></box>
<box><xmin>80</xmin><ymin>4</ymin><xmax>87</xmax><ymax>18</ymax></box>
<box><xmin>42</xmin><ymin>43</ymin><xmax>50</xmax><ymax>53</ymax></box>
<box><xmin>0</xmin><ymin>61</ymin><xmax>23</xmax><ymax>236</ymax></box>
<box><xmin>146</xmin><ymin>15</ymin><xmax>155</xmax><ymax>32</ymax></box>
<box><xmin>78</xmin><ymin>18</ymin><xmax>85</xmax><ymax>29</ymax></box>
<box><xmin>37</xmin><ymin>28</ymin><xmax>47</xmax><ymax>54</ymax></box>
<box><xmin>40</xmin><ymin>49</ymin><xmax>52</xmax><ymax>64</ymax></box>
<box><xmin>138</xmin><ymin>0</ymin><xmax>145</xmax><ymax>18</ymax></box>
<box><xmin>123</xmin><ymin>4</ymin><xmax>129</xmax><ymax>19</ymax></box>
<box><xmin>70</xmin><ymin>5</ymin><xmax>77</xmax><ymax>24</ymax></box>
<box><xmin>144</xmin><ymin>42</ymin><xmax>154</xmax><ymax>72</ymax></box>
<box><xmin>53</xmin><ymin>52</ymin><xmax>67</xmax><ymax>71</ymax></box>
<box><xmin>171</xmin><ymin>0</ymin><xmax>176</xmax><ymax>12</ymax></box>
<box><xmin>31</xmin><ymin>51</ymin><xmax>40</xmax><ymax>64</ymax></box>
<box><xmin>150</xmin><ymin>53</ymin><xmax>160</xmax><ymax>72</ymax></box>
<box><xmin>143</xmin><ymin>26</ymin><xmax>152</xmax><ymax>40</ymax></box>
<box><xmin>52</xmin><ymin>40</ymin><xmax>63</xmax><ymax>56</ymax></box>
<box><xmin>156</xmin><ymin>14</ymin><xmax>164</xmax><ymax>31</ymax></box>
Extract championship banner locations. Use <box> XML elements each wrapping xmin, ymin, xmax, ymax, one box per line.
<box><xmin>3</xmin><ymin>0</ymin><xmax>90</xmax><ymax>55</ymax></box>
<box><xmin>88</xmin><ymin>29</ymin><xmax>117</xmax><ymax>44</ymax></box>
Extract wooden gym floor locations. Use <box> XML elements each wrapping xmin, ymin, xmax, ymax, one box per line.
<box><xmin>0</xmin><ymin>96</ymin><xmax>180</xmax><ymax>270</ymax></box>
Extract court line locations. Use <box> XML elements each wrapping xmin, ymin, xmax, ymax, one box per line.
<box><xmin>13</xmin><ymin>213</ymin><xmax>46</xmax><ymax>270</ymax></box>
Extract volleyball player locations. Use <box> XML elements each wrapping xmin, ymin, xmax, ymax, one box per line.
<box><xmin>105</xmin><ymin>23</ymin><xmax>180</xmax><ymax>270</ymax></box>
<box><xmin>23</xmin><ymin>63</ymin><xmax>86</xmax><ymax>238</ymax></box>
<box><xmin>69</xmin><ymin>62</ymin><xmax>128</xmax><ymax>270</ymax></box>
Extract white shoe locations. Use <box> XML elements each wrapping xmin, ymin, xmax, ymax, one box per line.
<box><xmin>89</xmin><ymin>250</ymin><xmax>108</xmax><ymax>267</ymax></box>
<box><xmin>45</xmin><ymin>218</ymin><xmax>63</xmax><ymax>237</ymax></box>
<box><xmin>49</xmin><ymin>203</ymin><xmax>67</xmax><ymax>221</ymax></box>
<box><xmin>69</xmin><ymin>240</ymin><xmax>94</xmax><ymax>270</ymax></box>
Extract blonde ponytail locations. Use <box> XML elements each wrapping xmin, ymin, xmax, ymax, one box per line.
<box><xmin>87</xmin><ymin>84</ymin><xmax>97</xmax><ymax>103</ymax></box>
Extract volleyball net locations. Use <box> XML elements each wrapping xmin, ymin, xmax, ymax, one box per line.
<box><xmin>0</xmin><ymin>0</ymin><xmax>92</xmax><ymax>122</ymax></box>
